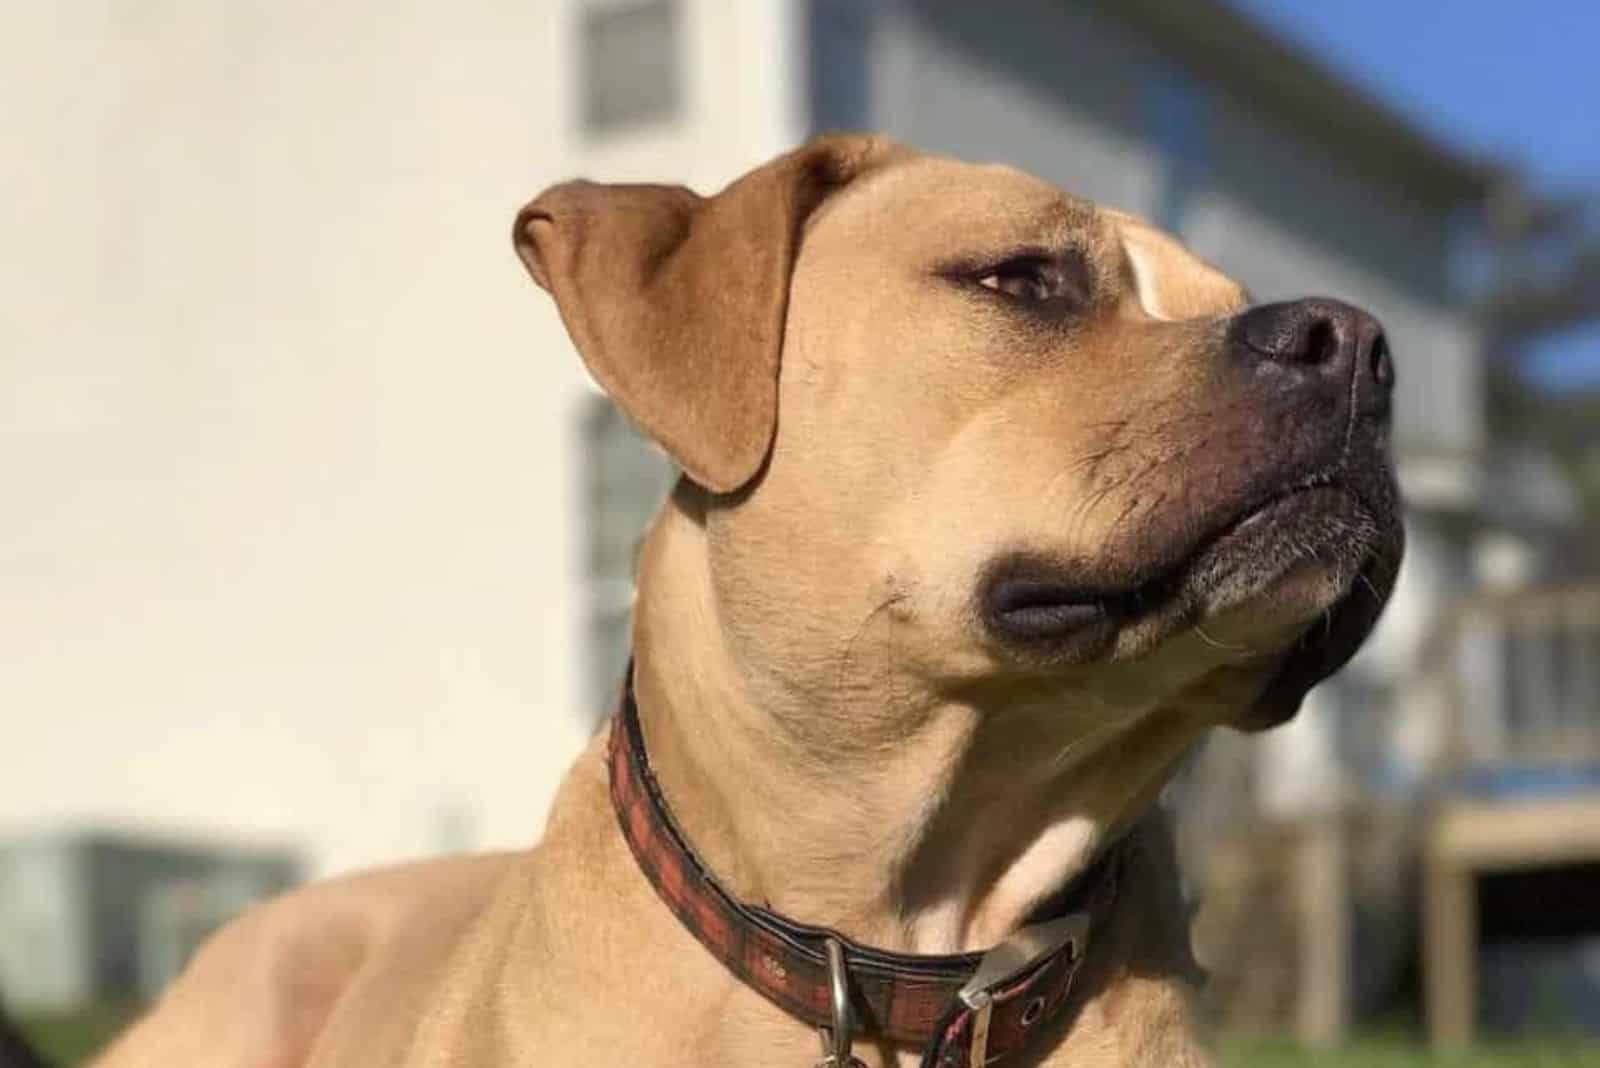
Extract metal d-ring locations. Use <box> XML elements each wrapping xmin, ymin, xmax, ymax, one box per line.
<box><xmin>815</xmin><ymin>937</ymin><xmax>855</xmax><ymax>1067</ymax></box>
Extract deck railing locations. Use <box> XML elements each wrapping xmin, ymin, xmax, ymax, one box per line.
<box><xmin>1422</xmin><ymin>583</ymin><xmax>1600</xmax><ymax>778</ymax></box>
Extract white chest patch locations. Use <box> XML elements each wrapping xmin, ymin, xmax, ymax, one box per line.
<box><xmin>990</xmin><ymin>815</ymin><xmax>1100</xmax><ymax>920</ymax></box>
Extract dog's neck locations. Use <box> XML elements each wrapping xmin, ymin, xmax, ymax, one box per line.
<box><xmin>629</xmin><ymin>499</ymin><xmax>1208</xmax><ymax>954</ymax></box>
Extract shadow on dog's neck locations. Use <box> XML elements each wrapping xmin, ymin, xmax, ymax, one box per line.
<box><xmin>628</xmin><ymin>495</ymin><xmax>1210</xmax><ymax>955</ymax></box>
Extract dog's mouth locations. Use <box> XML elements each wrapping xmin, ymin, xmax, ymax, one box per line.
<box><xmin>979</xmin><ymin>474</ymin><xmax>1401</xmax><ymax>712</ymax></box>
<box><xmin>987</xmin><ymin>484</ymin><xmax>1369</xmax><ymax>631</ymax></box>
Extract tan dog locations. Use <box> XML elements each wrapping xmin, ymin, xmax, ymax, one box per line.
<box><xmin>95</xmin><ymin>136</ymin><xmax>1401</xmax><ymax>1068</ymax></box>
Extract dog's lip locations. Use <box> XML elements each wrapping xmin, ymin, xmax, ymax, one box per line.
<box><xmin>1114</xmin><ymin>482</ymin><xmax>1369</xmax><ymax>620</ymax></box>
<box><xmin>1174</xmin><ymin>485</ymin><xmax>1366</xmax><ymax>613</ymax></box>
<box><xmin>984</xmin><ymin>480</ymin><xmax>1371</xmax><ymax>644</ymax></box>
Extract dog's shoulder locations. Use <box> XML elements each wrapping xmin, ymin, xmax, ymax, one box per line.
<box><xmin>91</xmin><ymin>852</ymin><xmax>518</xmax><ymax>1068</ymax></box>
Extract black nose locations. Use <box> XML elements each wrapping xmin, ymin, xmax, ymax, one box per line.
<box><xmin>1231</xmin><ymin>298</ymin><xmax>1393</xmax><ymax>412</ymax></box>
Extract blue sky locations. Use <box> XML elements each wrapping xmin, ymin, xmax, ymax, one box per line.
<box><xmin>1229</xmin><ymin>0</ymin><xmax>1600</xmax><ymax>389</ymax></box>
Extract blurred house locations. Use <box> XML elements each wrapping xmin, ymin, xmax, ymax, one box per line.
<box><xmin>1</xmin><ymin>0</ymin><xmax>1546</xmax><ymax>1022</ymax></box>
<box><xmin>0</xmin><ymin>832</ymin><xmax>297</xmax><ymax>1011</ymax></box>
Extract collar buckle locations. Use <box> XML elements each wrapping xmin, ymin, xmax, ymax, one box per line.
<box><xmin>956</xmin><ymin>911</ymin><xmax>1091</xmax><ymax>1066</ymax></box>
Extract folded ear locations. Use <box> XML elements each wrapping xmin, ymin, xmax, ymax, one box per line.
<box><xmin>514</xmin><ymin>136</ymin><xmax>890</xmax><ymax>494</ymax></box>
<box><xmin>1107</xmin><ymin>210</ymin><xmax>1248</xmax><ymax>321</ymax></box>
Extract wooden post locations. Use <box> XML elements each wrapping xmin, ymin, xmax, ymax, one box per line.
<box><xmin>1423</xmin><ymin>839</ymin><xmax>1475</xmax><ymax>1050</ymax></box>
<box><xmin>1294</xmin><ymin>814</ymin><xmax>1348</xmax><ymax>1047</ymax></box>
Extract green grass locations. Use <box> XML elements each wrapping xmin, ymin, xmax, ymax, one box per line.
<box><xmin>14</xmin><ymin>1011</ymin><xmax>1600</xmax><ymax>1068</ymax></box>
<box><xmin>16</xmin><ymin>1004</ymin><xmax>136</xmax><ymax>1066</ymax></box>
<box><xmin>1224</xmin><ymin>1035</ymin><xmax>1600</xmax><ymax>1067</ymax></box>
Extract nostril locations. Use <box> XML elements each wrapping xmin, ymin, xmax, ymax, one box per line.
<box><xmin>1304</xmin><ymin>318</ymin><xmax>1339</xmax><ymax>366</ymax></box>
<box><xmin>1371</xmin><ymin>334</ymin><xmax>1395</xmax><ymax>389</ymax></box>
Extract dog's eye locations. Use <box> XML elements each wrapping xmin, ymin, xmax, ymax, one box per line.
<box><xmin>975</xmin><ymin>256</ymin><xmax>1083</xmax><ymax>305</ymax></box>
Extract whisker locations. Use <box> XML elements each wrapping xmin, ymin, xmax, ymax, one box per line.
<box><xmin>1051</xmin><ymin>715</ymin><xmax>1123</xmax><ymax>770</ymax></box>
<box><xmin>1193</xmin><ymin>622</ymin><xmax>1250</xmax><ymax>654</ymax></box>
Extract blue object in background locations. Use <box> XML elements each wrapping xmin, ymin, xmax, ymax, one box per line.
<box><xmin>1457</xmin><ymin>762</ymin><xmax>1600</xmax><ymax>800</ymax></box>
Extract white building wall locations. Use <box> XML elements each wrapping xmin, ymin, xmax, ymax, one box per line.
<box><xmin>1</xmin><ymin>0</ymin><xmax>801</xmax><ymax>879</ymax></box>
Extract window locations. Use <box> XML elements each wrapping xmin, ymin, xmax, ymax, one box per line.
<box><xmin>581</xmin><ymin>0</ymin><xmax>682</xmax><ymax>136</ymax></box>
<box><xmin>583</xmin><ymin>396</ymin><xmax>675</xmax><ymax>717</ymax></box>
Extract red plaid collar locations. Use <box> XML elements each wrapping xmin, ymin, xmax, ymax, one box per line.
<box><xmin>608</xmin><ymin>672</ymin><xmax>1123</xmax><ymax>1067</ymax></box>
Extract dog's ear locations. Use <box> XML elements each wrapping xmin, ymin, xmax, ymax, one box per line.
<box><xmin>1108</xmin><ymin>211</ymin><xmax>1248</xmax><ymax>321</ymax></box>
<box><xmin>514</xmin><ymin>136</ymin><xmax>889</xmax><ymax>494</ymax></box>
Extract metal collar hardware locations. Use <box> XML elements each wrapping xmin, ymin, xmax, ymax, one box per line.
<box><xmin>956</xmin><ymin>912</ymin><xmax>1090</xmax><ymax>1066</ymax></box>
<box><xmin>816</xmin><ymin>937</ymin><xmax>861</xmax><ymax>1067</ymax></box>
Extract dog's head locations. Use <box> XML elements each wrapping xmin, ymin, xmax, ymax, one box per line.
<box><xmin>516</xmin><ymin>137</ymin><xmax>1402</xmax><ymax>732</ymax></box>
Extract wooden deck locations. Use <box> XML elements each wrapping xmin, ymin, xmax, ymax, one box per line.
<box><xmin>1423</xmin><ymin>794</ymin><xmax>1600</xmax><ymax>1049</ymax></box>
